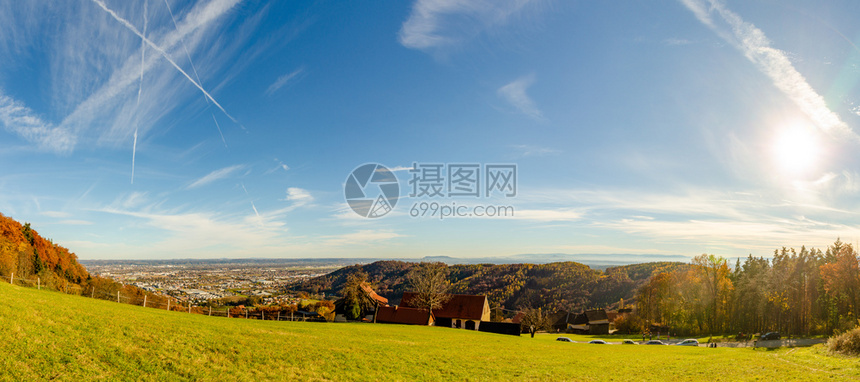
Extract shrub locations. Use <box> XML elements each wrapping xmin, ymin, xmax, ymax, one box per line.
<box><xmin>827</xmin><ymin>327</ymin><xmax>860</xmax><ymax>356</ymax></box>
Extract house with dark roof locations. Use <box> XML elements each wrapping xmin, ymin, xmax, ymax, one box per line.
<box><xmin>568</xmin><ymin>309</ymin><xmax>610</xmax><ymax>334</ymax></box>
<box><xmin>400</xmin><ymin>292</ymin><xmax>491</xmax><ymax>331</ymax></box>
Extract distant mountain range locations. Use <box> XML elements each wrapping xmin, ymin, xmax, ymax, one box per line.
<box><xmin>80</xmin><ymin>253</ymin><xmax>690</xmax><ymax>271</ymax></box>
<box><xmin>417</xmin><ymin>253</ymin><xmax>690</xmax><ymax>269</ymax></box>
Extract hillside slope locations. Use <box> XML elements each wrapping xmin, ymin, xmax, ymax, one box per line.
<box><xmin>2</xmin><ymin>282</ymin><xmax>857</xmax><ymax>381</ymax></box>
<box><xmin>291</xmin><ymin>261</ymin><xmax>688</xmax><ymax>311</ymax></box>
<box><xmin>0</xmin><ymin>213</ymin><xmax>88</xmax><ymax>286</ymax></box>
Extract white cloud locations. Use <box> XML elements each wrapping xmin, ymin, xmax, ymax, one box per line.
<box><xmin>680</xmin><ymin>0</ymin><xmax>859</xmax><ymax>141</ymax></box>
<box><xmin>58</xmin><ymin>220</ymin><xmax>94</xmax><ymax>226</ymax></box>
<box><xmin>497</xmin><ymin>74</ymin><xmax>543</xmax><ymax>120</ymax></box>
<box><xmin>398</xmin><ymin>0</ymin><xmax>542</xmax><ymax>52</ymax></box>
<box><xmin>98</xmin><ymin>207</ymin><xmax>290</xmax><ymax>256</ymax></box>
<box><xmin>323</xmin><ymin>230</ymin><xmax>405</xmax><ymax>246</ymax></box>
<box><xmin>187</xmin><ymin>165</ymin><xmax>244</xmax><ymax>189</ymax></box>
<box><xmin>285</xmin><ymin>187</ymin><xmax>314</xmax><ymax>206</ymax></box>
<box><xmin>512</xmin><ymin>208</ymin><xmax>582</xmax><ymax>221</ymax></box>
<box><xmin>266</xmin><ymin>67</ymin><xmax>305</xmax><ymax>95</ymax></box>
<box><xmin>511</xmin><ymin>144</ymin><xmax>559</xmax><ymax>157</ymax></box>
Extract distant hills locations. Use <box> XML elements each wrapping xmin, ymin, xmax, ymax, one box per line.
<box><xmin>291</xmin><ymin>260</ymin><xmax>688</xmax><ymax>312</ymax></box>
<box><xmin>2</xmin><ymin>211</ymin><xmax>688</xmax><ymax>314</ymax></box>
<box><xmin>417</xmin><ymin>253</ymin><xmax>690</xmax><ymax>269</ymax></box>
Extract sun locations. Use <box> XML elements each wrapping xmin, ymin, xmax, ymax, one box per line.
<box><xmin>771</xmin><ymin>123</ymin><xmax>820</xmax><ymax>176</ymax></box>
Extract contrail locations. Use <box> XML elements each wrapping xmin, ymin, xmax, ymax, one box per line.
<box><xmin>90</xmin><ymin>0</ymin><xmax>239</xmax><ymax>123</ymax></box>
<box><xmin>212</xmin><ymin>114</ymin><xmax>227</xmax><ymax>148</ymax></box>
<box><xmin>133</xmin><ymin>0</ymin><xmax>146</xmax><ymax>185</ymax></box>
<box><xmin>163</xmin><ymin>0</ymin><xmax>207</xmax><ymax>104</ymax></box>
<box><xmin>242</xmin><ymin>182</ymin><xmax>261</xmax><ymax>220</ymax></box>
<box><xmin>131</xmin><ymin>128</ymin><xmax>138</xmax><ymax>184</ymax></box>
<box><xmin>137</xmin><ymin>0</ymin><xmax>147</xmax><ymax>106</ymax></box>
<box><xmin>165</xmin><ymin>0</ymin><xmax>236</xmax><ymax>144</ymax></box>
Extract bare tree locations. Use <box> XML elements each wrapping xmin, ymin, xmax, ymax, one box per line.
<box><xmin>406</xmin><ymin>262</ymin><xmax>452</xmax><ymax>321</ymax></box>
<box><xmin>520</xmin><ymin>307</ymin><xmax>551</xmax><ymax>338</ymax></box>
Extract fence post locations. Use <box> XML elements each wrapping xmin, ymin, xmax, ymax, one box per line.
<box><xmin>278</xmin><ymin>311</ymin><xmax>280</xmax><ymax>321</ymax></box>
<box><xmin>188</xmin><ymin>304</ymin><xmax>191</xmax><ymax>314</ymax></box>
<box><xmin>143</xmin><ymin>295</ymin><xmax>147</xmax><ymax>308</ymax></box>
<box><xmin>9</xmin><ymin>272</ymin><xmax>12</xmax><ymax>284</ymax></box>
<box><xmin>227</xmin><ymin>307</ymin><xmax>230</xmax><ymax>318</ymax></box>
<box><xmin>91</xmin><ymin>287</ymin><xmax>94</xmax><ymax>299</ymax></box>
<box><xmin>117</xmin><ymin>291</ymin><xmax>120</xmax><ymax>303</ymax></box>
<box><xmin>37</xmin><ymin>277</ymin><xmax>40</xmax><ymax>290</ymax></box>
<box><xmin>167</xmin><ymin>299</ymin><xmax>171</xmax><ymax>311</ymax></box>
<box><xmin>209</xmin><ymin>307</ymin><xmax>212</xmax><ymax>316</ymax></box>
<box><xmin>262</xmin><ymin>311</ymin><xmax>265</xmax><ymax>321</ymax></box>
<box><xmin>245</xmin><ymin>309</ymin><xmax>248</xmax><ymax>319</ymax></box>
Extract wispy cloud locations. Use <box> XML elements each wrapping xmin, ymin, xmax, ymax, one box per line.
<box><xmin>186</xmin><ymin>165</ymin><xmax>244</xmax><ymax>189</ymax></box>
<box><xmin>525</xmin><ymin>184</ymin><xmax>860</xmax><ymax>254</ymax></box>
<box><xmin>512</xmin><ymin>208</ymin><xmax>582</xmax><ymax>221</ymax></box>
<box><xmin>266</xmin><ymin>67</ymin><xmax>305</xmax><ymax>95</ymax></box>
<box><xmin>511</xmin><ymin>144</ymin><xmax>559</xmax><ymax>157</ymax></box>
<box><xmin>90</xmin><ymin>0</ymin><xmax>238</xmax><ymax>123</ymax></box>
<box><xmin>0</xmin><ymin>0</ymin><xmax>255</xmax><ymax>156</ymax></box>
<box><xmin>323</xmin><ymin>229</ymin><xmax>405</xmax><ymax>246</ymax></box>
<box><xmin>58</xmin><ymin>219</ymin><xmax>94</xmax><ymax>226</ymax></box>
<box><xmin>41</xmin><ymin>211</ymin><xmax>71</xmax><ymax>218</ymax></box>
<box><xmin>264</xmin><ymin>159</ymin><xmax>290</xmax><ymax>174</ymax></box>
<box><xmin>285</xmin><ymin>187</ymin><xmax>314</xmax><ymax>206</ymax></box>
<box><xmin>497</xmin><ymin>74</ymin><xmax>543</xmax><ymax>120</ymax></box>
<box><xmin>399</xmin><ymin>0</ymin><xmax>542</xmax><ymax>53</ymax></box>
<box><xmin>663</xmin><ymin>37</ymin><xmax>692</xmax><ymax>46</ymax></box>
<box><xmin>680</xmin><ymin>0</ymin><xmax>858</xmax><ymax>141</ymax></box>
<box><xmin>0</xmin><ymin>91</ymin><xmax>76</xmax><ymax>153</ymax></box>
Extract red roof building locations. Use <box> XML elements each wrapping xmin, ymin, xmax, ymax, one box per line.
<box><xmin>375</xmin><ymin>305</ymin><xmax>434</xmax><ymax>326</ymax></box>
<box><xmin>400</xmin><ymin>292</ymin><xmax>490</xmax><ymax>330</ymax></box>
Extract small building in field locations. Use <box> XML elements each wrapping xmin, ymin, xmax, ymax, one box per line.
<box><xmin>568</xmin><ymin>309</ymin><xmax>610</xmax><ymax>335</ymax></box>
<box><xmin>375</xmin><ymin>305</ymin><xmax>435</xmax><ymax>326</ymax></box>
<box><xmin>550</xmin><ymin>310</ymin><xmax>575</xmax><ymax>332</ymax></box>
<box><xmin>400</xmin><ymin>292</ymin><xmax>491</xmax><ymax>331</ymax></box>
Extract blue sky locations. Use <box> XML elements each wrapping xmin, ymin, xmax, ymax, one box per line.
<box><xmin>2</xmin><ymin>0</ymin><xmax>860</xmax><ymax>260</ymax></box>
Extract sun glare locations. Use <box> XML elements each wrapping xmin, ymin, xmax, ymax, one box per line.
<box><xmin>772</xmin><ymin>123</ymin><xmax>820</xmax><ymax>176</ymax></box>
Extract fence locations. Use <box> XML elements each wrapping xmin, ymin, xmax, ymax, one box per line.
<box><xmin>3</xmin><ymin>272</ymin><xmax>325</xmax><ymax>323</ymax></box>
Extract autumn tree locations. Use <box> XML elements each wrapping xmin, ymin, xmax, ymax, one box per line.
<box><xmin>820</xmin><ymin>241</ymin><xmax>860</xmax><ymax>329</ymax></box>
<box><xmin>341</xmin><ymin>270</ymin><xmax>372</xmax><ymax>320</ymax></box>
<box><xmin>691</xmin><ymin>254</ymin><xmax>733</xmax><ymax>335</ymax></box>
<box><xmin>406</xmin><ymin>262</ymin><xmax>452</xmax><ymax>321</ymax></box>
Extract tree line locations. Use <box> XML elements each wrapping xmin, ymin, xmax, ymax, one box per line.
<box><xmin>635</xmin><ymin>240</ymin><xmax>859</xmax><ymax>337</ymax></box>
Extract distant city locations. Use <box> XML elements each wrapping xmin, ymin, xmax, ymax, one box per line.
<box><xmin>80</xmin><ymin>258</ymin><xmax>372</xmax><ymax>305</ymax></box>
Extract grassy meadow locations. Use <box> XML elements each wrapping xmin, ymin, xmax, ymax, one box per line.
<box><xmin>1</xmin><ymin>282</ymin><xmax>858</xmax><ymax>381</ymax></box>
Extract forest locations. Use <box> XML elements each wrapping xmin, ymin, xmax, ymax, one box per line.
<box><xmin>291</xmin><ymin>259</ymin><xmax>686</xmax><ymax>313</ymax></box>
<box><xmin>635</xmin><ymin>240</ymin><xmax>860</xmax><ymax>336</ymax></box>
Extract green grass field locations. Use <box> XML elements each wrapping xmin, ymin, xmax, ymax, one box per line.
<box><xmin>2</xmin><ymin>282</ymin><xmax>858</xmax><ymax>381</ymax></box>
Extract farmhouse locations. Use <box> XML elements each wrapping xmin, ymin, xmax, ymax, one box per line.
<box><xmin>400</xmin><ymin>293</ymin><xmax>491</xmax><ymax>331</ymax></box>
<box><xmin>568</xmin><ymin>309</ymin><xmax>610</xmax><ymax>335</ymax></box>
